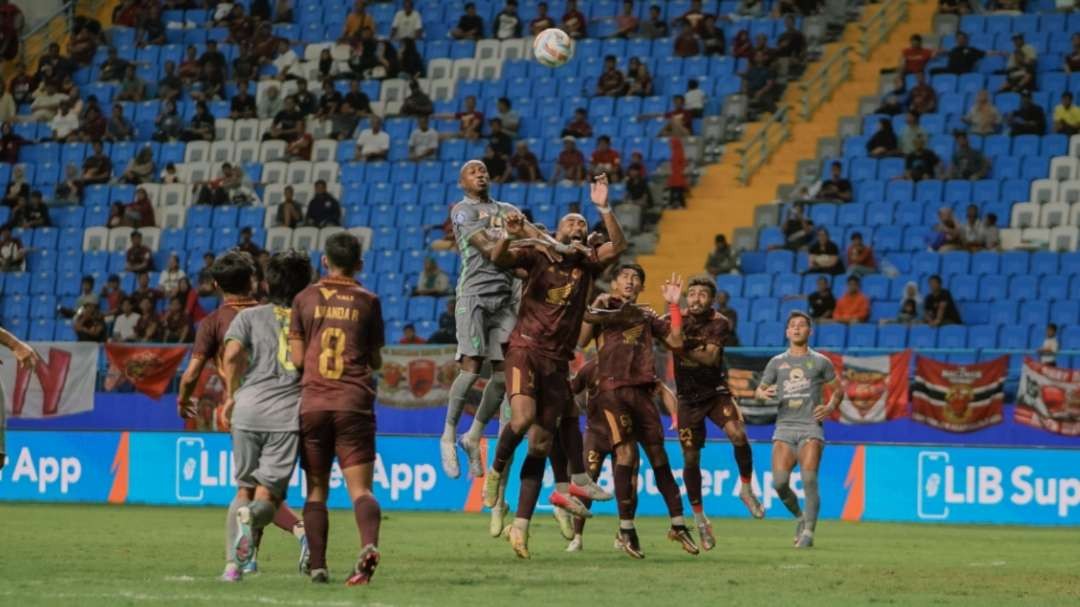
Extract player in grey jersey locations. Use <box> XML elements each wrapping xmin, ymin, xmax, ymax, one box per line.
<box><xmin>218</xmin><ymin>251</ymin><xmax>313</xmax><ymax>581</ymax></box>
<box><xmin>755</xmin><ymin>311</ymin><xmax>841</xmax><ymax>549</ymax></box>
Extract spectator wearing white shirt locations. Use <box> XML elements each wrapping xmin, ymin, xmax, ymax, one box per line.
<box><xmin>1039</xmin><ymin>323</ymin><xmax>1059</xmax><ymax>366</ymax></box>
<box><xmin>355</xmin><ymin>115</ymin><xmax>390</xmax><ymax>161</ymax></box>
<box><xmin>684</xmin><ymin>79</ymin><xmax>706</xmax><ymax>118</ymax></box>
<box><xmin>257</xmin><ymin>85</ymin><xmax>283</xmax><ymax>120</ymax></box>
<box><xmin>50</xmin><ymin>100</ymin><xmax>80</xmax><ymax>142</ymax></box>
<box><xmin>272</xmin><ymin>39</ymin><xmax>300</xmax><ymax>80</ymax></box>
<box><xmin>494</xmin><ymin>1</ymin><xmax>522</xmax><ymax>40</ymax></box>
<box><xmin>29</xmin><ymin>82</ymin><xmax>68</xmax><ymax>121</ymax></box>
<box><xmin>391</xmin><ymin>0</ymin><xmax>424</xmax><ymax>40</ymax></box>
<box><xmin>157</xmin><ymin>253</ymin><xmax>187</xmax><ymax>296</ymax></box>
<box><xmin>409</xmin><ymin>115</ymin><xmax>440</xmax><ymax>160</ymax></box>
<box><xmin>112</xmin><ymin>298</ymin><xmax>141</xmax><ymax>342</ymax></box>
<box><xmin>496</xmin><ymin>97</ymin><xmax>520</xmax><ymax>137</ymax></box>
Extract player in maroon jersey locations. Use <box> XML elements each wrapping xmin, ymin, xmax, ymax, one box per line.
<box><xmin>481</xmin><ymin>174</ymin><xmax>626</xmax><ymax>558</ymax></box>
<box><xmin>669</xmin><ymin>276</ymin><xmax>765</xmax><ymax>552</ymax></box>
<box><xmin>177</xmin><ymin>251</ymin><xmax>308</xmax><ymax>577</ymax></box>
<box><xmin>577</xmin><ymin>265</ymin><xmax>698</xmax><ymax>558</ymax></box>
<box><xmin>288</xmin><ymin>232</ymin><xmax>385</xmax><ymax>586</ymax></box>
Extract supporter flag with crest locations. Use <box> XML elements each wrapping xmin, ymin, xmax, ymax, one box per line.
<box><xmin>822</xmin><ymin>350</ymin><xmax>912</xmax><ymax>424</ymax></box>
<box><xmin>911</xmin><ymin>356</ymin><xmax>1007</xmax><ymax>432</ymax></box>
<box><xmin>1015</xmin><ymin>357</ymin><xmax>1080</xmax><ymax>436</ymax></box>
<box><xmin>104</xmin><ymin>344</ymin><xmax>188</xmax><ymax>400</ymax></box>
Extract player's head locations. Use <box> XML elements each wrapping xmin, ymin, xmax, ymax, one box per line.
<box><xmin>211</xmin><ymin>252</ymin><xmax>256</xmax><ymax>297</ymax></box>
<box><xmin>786</xmin><ymin>310</ymin><xmax>813</xmax><ymax>346</ymax></box>
<box><xmin>459</xmin><ymin>160</ymin><xmax>489</xmax><ymax>199</ymax></box>
<box><xmin>686</xmin><ymin>275</ymin><xmax>716</xmax><ymax>315</ymax></box>
<box><xmin>612</xmin><ymin>263</ymin><xmax>645</xmax><ymax>301</ymax></box>
<box><xmin>324</xmin><ymin>231</ymin><xmax>363</xmax><ymax>276</ymax></box>
<box><xmin>267</xmin><ymin>250</ymin><xmax>313</xmax><ymax>307</ymax></box>
<box><xmin>555</xmin><ymin>212</ymin><xmax>588</xmax><ymax>244</ymax></box>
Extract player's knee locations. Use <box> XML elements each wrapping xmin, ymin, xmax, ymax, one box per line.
<box><xmin>801</xmin><ymin>469</ymin><xmax>819</xmax><ymax>491</ymax></box>
<box><xmin>614</xmin><ymin>443</ymin><xmax>635</xmax><ymax>466</ymax></box>
<box><xmin>727</xmin><ymin>428</ymin><xmax>749</xmax><ymax>446</ymax></box>
<box><xmin>645</xmin><ymin>444</ymin><xmax>668</xmax><ymax>467</ymax></box>
<box><xmin>683</xmin><ymin>449</ymin><xmax>700</xmax><ymax>467</ymax></box>
<box><xmin>772</xmin><ymin>470</ymin><xmax>791</xmax><ymax>492</ymax></box>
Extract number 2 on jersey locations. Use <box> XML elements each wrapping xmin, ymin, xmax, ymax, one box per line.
<box><xmin>318</xmin><ymin>327</ymin><xmax>346</xmax><ymax>379</ymax></box>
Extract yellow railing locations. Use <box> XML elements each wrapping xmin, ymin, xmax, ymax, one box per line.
<box><xmin>858</xmin><ymin>0</ymin><xmax>911</xmax><ymax>59</ymax></box>
<box><xmin>8</xmin><ymin>0</ymin><xmax>106</xmax><ymax>76</ymax></box>
<box><xmin>797</xmin><ymin>45</ymin><xmax>852</xmax><ymax>121</ymax></box>
<box><xmin>736</xmin><ymin>105</ymin><xmax>792</xmax><ymax>185</ymax></box>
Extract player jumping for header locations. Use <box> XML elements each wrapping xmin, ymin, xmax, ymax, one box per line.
<box><xmin>483</xmin><ymin>174</ymin><xmax>626</xmax><ymax>558</ymax></box>
<box><xmin>755</xmin><ymin>311</ymin><xmax>841</xmax><ymax>549</ymax></box>
<box><xmin>670</xmin><ymin>276</ymin><xmax>765</xmax><ymax>551</ymax></box>
<box><xmin>218</xmin><ymin>251</ymin><xmax>313</xmax><ymax>582</ymax></box>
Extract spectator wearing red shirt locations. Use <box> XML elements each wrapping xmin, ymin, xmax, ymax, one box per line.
<box><xmin>900</xmin><ymin>34</ymin><xmax>934</xmax><ymax>75</ymax></box>
<box><xmin>0</xmin><ymin>121</ymin><xmax>24</xmax><ymax>164</ymax></box>
<box><xmin>99</xmin><ymin>274</ymin><xmax>125</xmax><ymax>319</ymax></box>
<box><xmin>9</xmin><ymin>62</ymin><xmax>34</xmax><ymax>105</ymax></box>
<box><xmin>510</xmin><ymin>140</ymin><xmax>543</xmax><ymax>182</ymax></box>
<box><xmin>561</xmin><ymin>107</ymin><xmax>593</xmax><ymax>138</ymax></box>
<box><xmin>0</xmin><ymin>0</ymin><xmax>25</xmax><ymax>61</ymax></box>
<box><xmin>678</xmin><ymin>0</ymin><xmax>707</xmax><ymax>34</ymax></box>
<box><xmin>907</xmin><ymin>71</ymin><xmax>937</xmax><ymax>115</ymax></box>
<box><xmin>732</xmin><ymin>29</ymin><xmax>752</xmax><ymax>59</ymax></box>
<box><xmin>125</xmin><ymin>232</ymin><xmax>154</xmax><ymax>273</ymax></box>
<box><xmin>552</xmin><ymin>137</ymin><xmax>586</xmax><ymax>184</ymax></box>
<box><xmin>287</xmin><ymin>131</ymin><xmax>313</xmax><ymax>160</ymax></box>
<box><xmin>846</xmin><ymin>232</ymin><xmax>877</xmax><ymax>277</ymax></box>
<box><xmin>665</xmin><ymin>95</ymin><xmax>694</xmax><ymax>132</ymax></box>
<box><xmin>673</xmin><ymin>19</ymin><xmax>701</xmax><ymax>58</ymax></box>
<box><xmin>561</xmin><ymin>0</ymin><xmax>587</xmax><ymax>38</ymax></box>
<box><xmin>590</xmin><ymin>135</ymin><xmax>622</xmax><ymax>181</ymax></box>
<box><xmin>833</xmin><ymin>276</ymin><xmax>871</xmax><ymax>324</ymax></box>
<box><xmin>399</xmin><ymin>323</ymin><xmax>427</xmax><ymax>345</ymax></box>
<box><xmin>595</xmin><ymin>55</ymin><xmax>627</xmax><ymax>96</ymax></box>
<box><xmin>454</xmin><ymin>95</ymin><xmax>483</xmax><ymax>139</ymax></box>
<box><xmin>125</xmin><ymin>188</ymin><xmax>156</xmax><ymax>228</ymax></box>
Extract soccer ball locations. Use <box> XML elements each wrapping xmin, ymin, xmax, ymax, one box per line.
<box><xmin>533</xmin><ymin>28</ymin><xmax>574</xmax><ymax>68</ymax></box>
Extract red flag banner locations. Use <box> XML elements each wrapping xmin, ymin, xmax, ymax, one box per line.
<box><xmin>105</xmin><ymin>344</ymin><xmax>188</xmax><ymax>400</ymax></box>
<box><xmin>822</xmin><ymin>350</ymin><xmax>912</xmax><ymax>424</ymax></box>
<box><xmin>911</xmin><ymin>356</ymin><xmax>1006</xmax><ymax>432</ymax></box>
<box><xmin>1015</xmin><ymin>357</ymin><xmax>1080</xmax><ymax>436</ymax></box>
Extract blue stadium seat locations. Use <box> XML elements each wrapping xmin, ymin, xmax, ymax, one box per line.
<box><xmin>847</xmin><ymin>324</ymin><xmax>876</xmax><ymax>349</ymax></box>
<box><xmin>755</xmin><ymin>321</ymin><xmax>785</xmax><ymax>347</ymax></box>
<box><xmin>736</xmin><ymin>322</ymin><xmax>755</xmax><ymax>347</ymax></box>
<box><xmin>1018</xmin><ymin>300</ymin><xmax>1050</xmax><ymax>327</ymax></box>
<box><xmin>912</xmin><ymin>251</ymin><xmax>940</xmax><ymax>276</ymax></box>
<box><xmin>1000</xmin><ymin>252</ymin><xmax>1029</xmax><ymax>276</ymax></box>
<box><xmin>909</xmin><ymin>326</ymin><xmax>936</xmax><ymax>349</ymax></box>
<box><xmin>814</xmin><ymin>324</ymin><xmax>846</xmax><ymax>349</ymax></box>
<box><xmin>998</xmin><ymin>325</ymin><xmax>1028</xmax><ymax>349</ymax></box>
<box><xmin>938</xmin><ymin>326</ymin><xmax>967</xmax><ymax>349</ymax></box>
<box><xmin>744</xmin><ymin>274</ymin><xmax>772</xmax><ymax>298</ymax></box>
<box><xmin>970</xmin><ymin>251</ymin><xmax>999</xmax><ymax>275</ymax></box>
<box><xmin>1040</xmin><ymin>276</ymin><xmax>1069</xmax><ymax>301</ymax></box>
<box><xmin>1008</xmin><ymin>275</ymin><xmax>1039</xmax><ymax>300</ymax></box>
<box><xmin>772</xmin><ymin>273</ymin><xmax>801</xmax><ymax>298</ymax></box>
<box><xmin>715</xmin><ymin>274</ymin><xmax>743</xmax><ymax>297</ymax></box>
<box><xmin>1031</xmin><ymin>251</ymin><xmax>1059</xmax><ymax>276</ymax></box>
<box><xmin>749</xmin><ymin>298</ymin><xmax>778</xmax><ymax>322</ymax></box>
<box><xmin>765</xmin><ymin>250</ymin><xmax>794</xmax><ymax>274</ymax></box>
<box><xmin>877</xmin><ymin>325</ymin><xmax>907</xmax><ymax>349</ymax></box>
<box><xmin>968</xmin><ymin>325</ymin><xmax>997</xmax><ymax>350</ymax></box>
<box><xmin>1050</xmin><ymin>301</ymin><xmax>1079</xmax><ymax>326</ymax></box>
<box><xmin>950</xmin><ymin>275</ymin><xmax>979</xmax><ymax>301</ymax></box>
<box><xmin>987</xmin><ymin>299</ymin><xmax>1016</xmax><ymax>325</ymax></box>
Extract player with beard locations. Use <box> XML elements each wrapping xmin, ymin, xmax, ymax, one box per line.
<box><xmin>755</xmin><ymin>311</ymin><xmax>841</xmax><ymax>549</ymax></box>
<box><xmin>177</xmin><ymin>251</ymin><xmax>309</xmax><ymax>576</ymax></box>
<box><xmin>670</xmin><ymin>276</ymin><xmax>764</xmax><ymax>551</ymax></box>
<box><xmin>482</xmin><ymin>175</ymin><xmax>626</xmax><ymax>558</ymax></box>
<box><xmin>577</xmin><ymin>266</ymin><xmax>698</xmax><ymax>558</ymax></box>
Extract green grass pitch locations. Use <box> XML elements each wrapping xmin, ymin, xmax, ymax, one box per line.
<box><xmin>1</xmin><ymin>504</ymin><xmax>1078</xmax><ymax>606</ymax></box>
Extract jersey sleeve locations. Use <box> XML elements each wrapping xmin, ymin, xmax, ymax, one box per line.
<box><xmin>700</xmin><ymin>318</ymin><xmax>728</xmax><ymax>347</ymax></box>
<box><xmin>451</xmin><ymin>203</ymin><xmax>485</xmax><ymax>243</ymax></box>
<box><xmin>366</xmin><ymin>296</ymin><xmax>386</xmax><ymax>352</ymax></box>
<box><xmin>761</xmin><ymin>357</ymin><xmax>779</xmax><ymax>386</ymax></box>
<box><xmin>649</xmin><ymin>313</ymin><xmax>671</xmax><ymax>339</ymax></box>
<box><xmin>289</xmin><ymin>290</ymin><xmax>309</xmax><ymax>341</ymax></box>
<box><xmin>223</xmin><ymin>309</ymin><xmax>251</xmax><ymax>350</ymax></box>
<box><xmin>509</xmin><ymin>246</ymin><xmax>540</xmax><ymax>272</ymax></box>
<box><xmin>819</xmin><ymin>354</ymin><xmax>837</xmax><ymax>383</ymax></box>
<box><xmin>190</xmin><ymin>314</ymin><xmax>218</xmax><ymax>360</ymax></box>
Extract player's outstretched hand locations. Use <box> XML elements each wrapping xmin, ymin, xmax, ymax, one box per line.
<box><xmin>178</xmin><ymin>398</ymin><xmax>199</xmax><ymax>419</ymax></box>
<box><xmin>660</xmin><ymin>273</ymin><xmax>683</xmax><ymax>305</ymax></box>
<box><xmin>755</xmin><ymin>384</ymin><xmax>778</xmax><ymax>401</ymax></box>
<box><xmin>590</xmin><ymin>173</ymin><xmax>609</xmax><ymax>209</ymax></box>
<box><xmin>505</xmin><ymin>212</ymin><xmax>526</xmax><ymax>237</ymax></box>
<box><xmin>12</xmin><ymin>341</ymin><xmax>41</xmax><ymax>370</ymax></box>
<box><xmin>813</xmin><ymin>403</ymin><xmax>833</xmax><ymax>422</ymax></box>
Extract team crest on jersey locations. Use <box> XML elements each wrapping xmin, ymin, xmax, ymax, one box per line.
<box><xmin>782</xmin><ymin>367</ymin><xmax>811</xmax><ymax>394</ymax></box>
<box><xmin>545</xmin><ymin>282</ymin><xmax>574</xmax><ymax>306</ymax></box>
<box><xmin>622</xmin><ymin>324</ymin><xmax>644</xmax><ymax>345</ymax></box>
<box><xmin>319</xmin><ymin>288</ymin><xmax>337</xmax><ymax>301</ymax></box>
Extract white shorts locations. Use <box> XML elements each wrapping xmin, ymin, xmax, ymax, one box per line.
<box><xmin>455</xmin><ymin>294</ymin><xmax>518</xmax><ymax>362</ymax></box>
<box><xmin>772</xmin><ymin>425</ymin><xmax>825</xmax><ymax>452</ymax></box>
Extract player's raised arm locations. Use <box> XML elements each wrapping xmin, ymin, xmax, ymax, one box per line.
<box><xmin>0</xmin><ymin>326</ymin><xmax>40</xmax><ymax>369</ymax></box>
<box><xmin>589</xmin><ymin>174</ymin><xmax>628</xmax><ymax>264</ymax></box>
<box><xmin>491</xmin><ymin>212</ymin><xmax>529</xmax><ymax>268</ymax></box>
<box><xmin>659</xmin><ymin>273</ymin><xmax>685</xmax><ymax>350</ymax></box>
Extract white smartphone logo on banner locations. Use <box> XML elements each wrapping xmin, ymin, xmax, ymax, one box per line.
<box><xmin>917</xmin><ymin>451</ymin><xmax>950</xmax><ymax>520</ymax></box>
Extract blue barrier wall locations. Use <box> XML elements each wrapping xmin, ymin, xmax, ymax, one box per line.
<box><xmin>2</xmin><ymin>431</ymin><xmax>1077</xmax><ymax>526</ymax></box>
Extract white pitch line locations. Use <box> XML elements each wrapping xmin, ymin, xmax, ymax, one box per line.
<box><xmin>967</xmin><ymin>560</ymin><xmax>1007</xmax><ymax>568</ymax></box>
<box><xmin>0</xmin><ymin>590</ymin><xmax>376</xmax><ymax>607</ymax></box>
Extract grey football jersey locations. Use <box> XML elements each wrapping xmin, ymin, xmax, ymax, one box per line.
<box><xmin>450</xmin><ymin>196</ymin><xmax>521</xmax><ymax>298</ymax></box>
<box><xmin>224</xmin><ymin>304</ymin><xmax>301</xmax><ymax>432</ymax></box>
<box><xmin>761</xmin><ymin>349</ymin><xmax>836</xmax><ymax>430</ymax></box>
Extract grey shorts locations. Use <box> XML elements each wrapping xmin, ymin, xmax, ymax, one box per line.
<box><xmin>232</xmin><ymin>429</ymin><xmax>300</xmax><ymax>499</ymax></box>
<box><xmin>455</xmin><ymin>293</ymin><xmax>518</xmax><ymax>362</ymax></box>
<box><xmin>772</xmin><ymin>425</ymin><xmax>825</xmax><ymax>452</ymax></box>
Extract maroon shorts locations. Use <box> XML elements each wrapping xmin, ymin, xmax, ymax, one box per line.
<box><xmin>678</xmin><ymin>394</ymin><xmax>742</xmax><ymax>450</ymax></box>
<box><xmin>299</xmin><ymin>409</ymin><xmax>377</xmax><ymax>474</ymax></box>
<box><xmin>593</xmin><ymin>385</ymin><xmax>665</xmax><ymax>448</ymax></box>
<box><xmin>504</xmin><ymin>347</ymin><xmax>572</xmax><ymax>433</ymax></box>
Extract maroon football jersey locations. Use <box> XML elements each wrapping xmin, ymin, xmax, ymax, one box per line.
<box><xmin>191</xmin><ymin>296</ymin><xmax>260</xmax><ymax>369</ymax></box>
<box><xmin>289</xmin><ymin>276</ymin><xmax>385</xmax><ymax>413</ymax></box>
<box><xmin>507</xmin><ymin>248</ymin><xmax>605</xmax><ymax>362</ymax></box>
<box><xmin>593</xmin><ymin>295</ymin><xmax>669</xmax><ymax>391</ymax></box>
<box><xmin>669</xmin><ymin>309</ymin><xmax>733</xmax><ymax>406</ymax></box>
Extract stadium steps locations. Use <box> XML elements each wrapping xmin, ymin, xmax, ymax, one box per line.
<box><xmin>636</xmin><ymin>0</ymin><xmax>939</xmax><ymax>309</ymax></box>
<box><xmin>5</xmin><ymin>0</ymin><xmax>122</xmax><ymax>82</ymax></box>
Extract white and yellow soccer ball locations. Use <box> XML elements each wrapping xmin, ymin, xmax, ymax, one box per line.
<box><xmin>533</xmin><ymin>27</ymin><xmax>574</xmax><ymax>68</ymax></box>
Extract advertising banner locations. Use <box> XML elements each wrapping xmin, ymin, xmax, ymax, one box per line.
<box><xmin>0</xmin><ymin>342</ymin><xmax>99</xmax><ymax>419</ymax></box>
<box><xmin>912</xmin><ymin>356</ymin><xmax>1006</xmax><ymax>432</ymax></box>
<box><xmin>376</xmin><ymin>345</ymin><xmax>461</xmax><ymax>409</ymax></box>
<box><xmin>1015</xmin><ymin>358</ymin><xmax>1080</xmax><ymax>436</ymax></box>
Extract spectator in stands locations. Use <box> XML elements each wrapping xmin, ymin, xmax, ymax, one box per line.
<box><xmin>276</xmin><ymin>187</ymin><xmax>303</xmax><ymax>228</ymax></box>
<box><xmin>194</xmin><ymin>66</ymin><xmax>226</xmax><ymax>103</ymax></box>
<box><xmin>743</xmin><ymin>51</ymin><xmax>780</xmax><ymax>115</ymax></box>
<box><xmin>80</xmin><ymin>141</ymin><xmax>112</xmax><ymax>187</ymax></box>
<box><xmin>553</xmin><ymin>137</ymin><xmax>586</xmax><ymax>184</ymax></box>
<box><xmin>934</xmin><ymin>31</ymin><xmax>985</xmax><ymax>76</ymax></box>
<box><xmin>807</xmin><ymin>227</ymin><xmax>844</xmax><ymax>275</ymax></box>
<box><xmin>732</xmin><ymin>29</ymin><xmax>752</xmax><ymax>59</ymax></box>
<box><xmin>900</xmin><ymin>34</ymin><xmax>933</xmax><ymax>75</ymax></box>
<box><xmin>562</xmin><ymin>0</ymin><xmax>587</xmax><ymax>38</ymax></box>
<box><xmin>352</xmin><ymin>28</ymin><xmax>400</xmax><ymax>81</ymax></box>
<box><xmin>263</xmin><ymin>97</ymin><xmax>303</xmax><ymax>142</ymax></box>
<box><xmin>50</xmin><ymin>100</ymin><xmax>80</xmax><ymax>142</ymax></box>
<box><xmin>399</xmin><ymin>324</ymin><xmax>426</xmax><ymax>345</ymax></box>
<box><xmin>1065</xmin><ymin>33</ymin><xmax>1080</xmax><ymax>73</ymax></box>
<box><xmin>162</xmin><ymin>297</ymin><xmax>192</xmax><ymax>343</ymax></box>
<box><xmin>493</xmin><ymin>1</ymin><xmax>522</xmax><ymax>40</ymax></box>
<box><xmin>591</xmin><ymin>135</ymin><xmax>622</xmax><ymax>181</ymax></box>
<box><xmin>924</xmin><ymin>275</ymin><xmax>962</xmax><ymax>326</ymax></box>
<box><xmin>156</xmin><ymin>61</ymin><xmax>182</xmax><ymax>103</ymax></box>
<box><xmin>132</xmin><ymin>271</ymin><xmax>161</xmax><ymax>310</ymax></box>
<box><xmin>400</xmin><ymin>79</ymin><xmax>434</xmax><ymax>118</ymax></box>
<box><xmin>987</xmin><ymin>0</ymin><xmax>1024</xmax><ymax>14</ymax></box>
<box><xmin>982</xmin><ymin>212</ymin><xmax>1000</xmax><ymax>250</ymax></box>
<box><xmin>341</xmin><ymin>0</ymin><xmax>375</xmax><ymax>43</ymax></box>
<box><xmin>482</xmin><ymin>143</ymin><xmax>511</xmax><ymax>183</ymax></box>
<box><xmin>890</xmin><ymin>298</ymin><xmax>919</xmax><ymax>325</ymax></box>
<box><xmin>111</xmin><ymin>298</ymin><xmax>140</xmax><ymax>342</ymax></box>
<box><xmin>451</xmin><ymin>95</ymin><xmax>484</xmax><ymax>139</ymax></box>
<box><xmin>271</xmin><ymin>40</ymin><xmax>301</xmax><ymax>80</ymax></box>
<box><xmin>903</xmin><ymin>135</ymin><xmax>940</xmax><ymax>181</ymax></box>
<box><xmin>777</xmin><ymin>204</ymin><xmax>813</xmax><ymax>250</ymax></box>
<box><xmin>0</xmin><ymin>0</ymin><xmax>24</xmax><ymax>60</ymax></box>
<box><xmin>125</xmin><ymin>232</ymin><xmax>154</xmax><ymax>273</ymax></box>
<box><xmin>329</xmin><ymin>101</ymin><xmax>360</xmax><ymax>141</ymax></box>
<box><xmin>230</xmin><ymin>82</ymin><xmax>257</xmax><ymax>120</ymax></box>
<box><xmin>1000</xmin><ymin>34</ymin><xmax>1036</xmax><ymax>93</ymax></box>
<box><xmin>236</xmin><ymin>227</ymin><xmax>265</xmax><ymax>258</ymax></box>
<box><xmin>663</xmin><ymin>94</ymin><xmax>694</xmax><ymax>135</ymax></box>
<box><xmin>0</xmin><ymin>83</ymin><xmax>13</xmax><ymax>125</ymax></box>
<box><xmin>58</xmin><ymin>276</ymin><xmax>97</xmax><ymax>318</ymax></box>
<box><xmin>158</xmin><ymin>253</ymin><xmax>186</xmax><ymax>296</ymax></box>
<box><xmin>9</xmin><ymin>62</ymin><xmax>33</xmax><ymax>106</ymax></box>
<box><xmin>160</xmin><ymin>163</ymin><xmax>179</xmax><ymax>184</ymax></box>
<box><xmin>932</xmin><ymin>207</ymin><xmax>963</xmax><ymax>251</ymax></box>
<box><xmin>529</xmin><ymin>2</ymin><xmax>555</xmax><ymax>35</ymax></box>
<box><xmin>833</xmin><ymin>276</ymin><xmax>870</xmax><ymax>324</ymax></box>
<box><xmin>391</xmin><ymin>0</ymin><xmax>424</xmax><ymax>40</ymax></box>
<box><xmin>1054</xmin><ymin>91</ymin><xmax>1080</xmax><ymax>136</ymax></box>
<box><xmin>305</xmin><ymin>180</ymin><xmax>341</xmax><ymax>227</ymax></box>
<box><xmin>451</xmin><ymin>2</ymin><xmax>485</xmax><ymax>40</ymax></box>
<box><xmin>38</xmin><ymin>42</ymin><xmax>76</xmax><ymax>83</ymax></box>
<box><xmin>136</xmin><ymin>3</ymin><xmax>165</xmax><ymax>47</ymax></box>
<box><xmin>638</xmin><ymin>4</ymin><xmax>668</xmax><ymax>39</ymax></box>
<box><xmin>2</xmin><ymin>163</ymin><xmax>26</xmax><ymax>207</ymax></box>
<box><xmin>596</xmin><ymin>55</ymin><xmax>628</xmax><ymax>96</ymax></box>
<box><xmin>414</xmin><ymin>257</ymin><xmax>451</xmax><ymax>296</ymax></box>
<box><xmin>712</xmin><ymin>290</ymin><xmax>739</xmax><ymax>344</ymax></box>
<box><xmin>775</xmin><ymin>15</ymin><xmax>807</xmax><ymax>78</ymax></box>
<box><xmin>409</xmin><ymin>115</ymin><xmax>440</xmax><ymax>160</ymax></box>
<box><xmin>134</xmin><ymin>298</ymin><xmax>163</xmax><ymax>342</ymax></box>
<box><xmin>612</xmin><ymin>0</ymin><xmax>639</xmax><ymax>38</ymax></box>
<box><xmin>1038</xmin><ymin>324</ymin><xmax>1059</xmax><ymax>366</ymax></box>
<box><xmin>115</xmin><ymin>149</ymin><xmax>153</xmax><ymax>187</ymax></box>
<box><xmin>182</xmin><ymin>101</ymin><xmax>215</xmax><ymax>142</ymax></box>
<box><xmin>54</xmin><ymin>166</ymin><xmax>81</xmax><ymax>206</ymax></box>
<box><xmin>99</xmin><ymin>47</ymin><xmax>129</xmax><ymax>82</ymax></box>
<box><xmin>0</xmin><ymin>225</ymin><xmax>25</xmax><ymax>271</ymax></box>
<box><xmin>808</xmin><ymin>276</ymin><xmax>836</xmax><ymax>322</ymax></box>
<box><xmin>938</xmin><ymin>0</ymin><xmax>972</xmax><ymax>16</ymax></box>
<box><xmin>625</xmin><ymin>58</ymin><xmax>654</xmax><ymax>97</ymax></box>
<box><xmin>488</xmin><ymin>118</ymin><xmax>513</xmax><ymax>158</ymax></box>
<box><xmin>705</xmin><ymin>234</ymin><xmax>738</xmax><ymax>276</ymax></box>
<box><xmin>73</xmin><ymin>299</ymin><xmax>107</xmax><ymax>342</ymax></box>
<box><xmin>698</xmin><ymin>15</ymin><xmax>725</xmax><ymax>56</ymax></box>
<box><xmin>30</xmin><ymin>82</ymin><xmax>68</xmax><ymax>122</ymax></box>
<box><xmin>0</xmin><ymin>122</ymin><xmax>21</xmax><ymax>166</ymax></box>
<box><xmin>960</xmin><ymin>204</ymin><xmax>986</xmax><ymax>250</ymax></box>
<box><xmin>510</xmin><ymin>140</ymin><xmax>543</xmax><ymax>182</ymax></box>
<box><xmin>1008</xmin><ymin>91</ymin><xmax>1046</xmax><ymax>135</ymax></box>
<box><xmin>426</xmin><ymin>297</ymin><xmax>458</xmax><ymax>343</ymax></box>
<box><xmin>624</xmin><ymin>163</ymin><xmax>652</xmax><ymax>207</ymax></box>
<box><xmin>492</xmin><ymin>97</ymin><xmax>520</xmax><ymax>137</ymax></box>
<box><xmin>106</xmin><ymin>103</ymin><xmax>135</xmax><ymax>142</ymax></box>
<box><xmin>292</xmin><ymin>79</ymin><xmax>317</xmax><ymax>116</ymax></box>
<box><xmin>122</xmin><ymin>188</ymin><xmax>155</xmax><ymax>228</ymax></box>
<box><xmin>152</xmin><ymin>99</ymin><xmax>183</xmax><ymax>142</ymax></box>
<box><xmin>874</xmin><ymin>74</ymin><xmax>907</xmax><ymax>116</ymax></box>
<box><xmin>115</xmin><ymin>65</ymin><xmax>146</xmax><ymax>103</ymax></box>
<box><xmin>286</xmin><ymin>129</ymin><xmax>314</xmax><ymax>161</ymax></box>
<box><xmin>673</xmin><ymin>19</ymin><xmax>701</xmax><ymax>58</ymax></box>
<box><xmin>177</xmin><ymin>45</ymin><xmax>201</xmax><ymax>84</ymax></box>
<box><xmin>354</xmin><ymin>115</ymin><xmax>390</xmax><ymax>161</ymax></box>
<box><xmin>907</xmin><ymin>71</ymin><xmax>937</xmax><ymax>115</ymax></box>
<box><xmin>846</xmin><ymin>232</ymin><xmax>877</xmax><ymax>276</ymax></box>
<box><xmin>561</xmin><ymin>107</ymin><xmax>593</xmax><ymax>138</ymax></box>
<box><xmin>949</xmin><ymin>132</ymin><xmax>990</xmax><ymax>181</ymax></box>
<box><xmin>684</xmin><ymin>79</ymin><xmax>706</xmax><ymax>118</ymax></box>
<box><xmin>963</xmin><ymin>90</ymin><xmax>1002</xmax><ymax>135</ymax></box>
<box><xmin>77</xmin><ymin>104</ymin><xmax>107</xmax><ymax>142</ymax></box>
<box><xmin>10</xmin><ymin>191</ymin><xmax>50</xmax><ymax>229</ymax></box>
<box><xmin>817</xmin><ymin>161</ymin><xmax>853</xmax><ymax>202</ymax></box>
